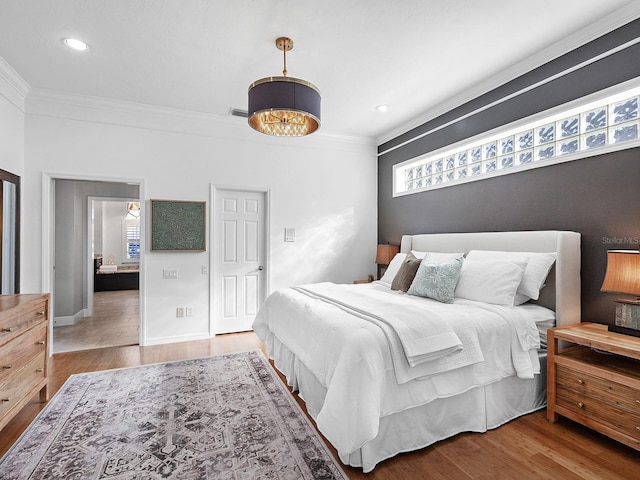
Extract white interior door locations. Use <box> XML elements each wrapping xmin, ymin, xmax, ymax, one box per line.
<box><xmin>213</xmin><ymin>188</ymin><xmax>266</xmax><ymax>334</ymax></box>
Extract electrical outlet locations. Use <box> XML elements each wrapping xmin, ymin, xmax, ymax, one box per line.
<box><xmin>185</xmin><ymin>306</ymin><xmax>193</xmax><ymax>317</ymax></box>
<box><xmin>176</xmin><ymin>307</ymin><xmax>185</xmax><ymax>317</ymax></box>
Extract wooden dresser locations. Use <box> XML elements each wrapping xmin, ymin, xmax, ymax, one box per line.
<box><xmin>0</xmin><ymin>294</ymin><xmax>49</xmax><ymax>432</ymax></box>
<box><xmin>547</xmin><ymin>322</ymin><xmax>640</xmax><ymax>452</ymax></box>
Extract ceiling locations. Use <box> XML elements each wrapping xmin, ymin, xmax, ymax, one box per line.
<box><xmin>1</xmin><ymin>1</ymin><xmax>639</xmax><ymax>142</ymax></box>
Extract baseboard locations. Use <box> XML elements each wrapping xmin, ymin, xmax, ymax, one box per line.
<box><xmin>53</xmin><ymin>309</ymin><xmax>87</xmax><ymax>327</ymax></box>
<box><xmin>141</xmin><ymin>332</ymin><xmax>210</xmax><ymax>346</ymax></box>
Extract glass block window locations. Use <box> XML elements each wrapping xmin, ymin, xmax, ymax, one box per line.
<box><xmin>394</xmin><ymin>83</ymin><xmax>640</xmax><ymax>197</ymax></box>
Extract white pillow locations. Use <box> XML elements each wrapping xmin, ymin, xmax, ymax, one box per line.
<box><xmin>465</xmin><ymin>250</ymin><xmax>556</xmax><ymax>300</ymax></box>
<box><xmin>455</xmin><ymin>259</ymin><xmax>527</xmax><ymax>306</ymax></box>
<box><xmin>379</xmin><ymin>253</ymin><xmax>407</xmax><ymax>286</ymax></box>
<box><xmin>411</xmin><ymin>250</ymin><xmax>464</xmax><ymax>261</ymax></box>
<box><xmin>513</xmin><ymin>293</ymin><xmax>531</xmax><ymax>306</ymax></box>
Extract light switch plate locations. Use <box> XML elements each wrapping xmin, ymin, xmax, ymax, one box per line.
<box><xmin>284</xmin><ymin>227</ymin><xmax>296</xmax><ymax>242</ymax></box>
<box><xmin>163</xmin><ymin>269</ymin><xmax>178</xmax><ymax>279</ymax></box>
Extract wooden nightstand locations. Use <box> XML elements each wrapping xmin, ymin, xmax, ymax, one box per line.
<box><xmin>547</xmin><ymin>322</ymin><xmax>640</xmax><ymax>452</ymax></box>
<box><xmin>353</xmin><ymin>279</ymin><xmax>373</xmax><ymax>284</ymax></box>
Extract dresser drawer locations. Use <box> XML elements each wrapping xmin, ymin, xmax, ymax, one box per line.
<box><xmin>0</xmin><ymin>322</ymin><xmax>47</xmax><ymax>385</ymax></box>
<box><xmin>0</xmin><ymin>294</ymin><xmax>49</xmax><ymax>432</ymax></box>
<box><xmin>0</xmin><ymin>352</ymin><xmax>47</xmax><ymax>419</ymax></box>
<box><xmin>0</xmin><ymin>299</ymin><xmax>48</xmax><ymax>346</ymax></box>
<box><xmin>556</xmin><ymin>364</ymin><xmax>640</xmax><ymax>415</ymax></box>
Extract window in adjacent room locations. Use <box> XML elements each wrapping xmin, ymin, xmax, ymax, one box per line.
<box><xmin>123</xmin><ymin>202</ymin><xmax>140</xmax><ymax>261</ymax></box>
<box><xmin>394</xmin><ymin>81</ymin><xmax>640</xmax><ymax>197</ymax></box>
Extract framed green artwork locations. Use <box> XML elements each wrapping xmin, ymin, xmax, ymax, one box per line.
<box><xmin>150</xmin><ymin>200</ymin><xmax>206</xmax><ymax>251</ymax></box>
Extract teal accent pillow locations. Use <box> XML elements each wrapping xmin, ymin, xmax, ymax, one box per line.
<box><xmin>407</xmin><ymin>257</ymin><xmax>463</xmax><ymax>303</ymax></box>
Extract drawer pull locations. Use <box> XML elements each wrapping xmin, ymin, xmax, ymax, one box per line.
<box><xmin>1</xmin><ymin>327</ymin><xmax>13</xmax><ymax>333</ymax></box>
<box><xmin>637</xmin><ymin>426</ymin><xmax>640</xmax><ymax>431</ymax></box>
<box><xmin>37</xmin><ymin>311</ymin><xmax>46</xmax><ymax>316</ymax></box>
<box><xmin>577</xmin><ymin>402</ymin><xmax>584</xmax><ymax>409</ymax></box>
<box><xmin>36</xmin><ymin>340</ymin><xmax>45</xmax><ymax>345</ymax></box>
<box><xmin>577</xmin><ymin>379</ymin><xmax>584</xmax><ymax>385</ymax></box>
<box><xmin>1</xmin><ymin>398</ymin><xmax>9</xmax><ymax>403</ymax></box>
<box><xmin>2</xmin><ymin>365</ymin><xmax>12</xmax><ymax>370</ymax></box>
<box><xmin>36</xmin><ymin>368</ymin><xmax>44</xmax><ymax>373</ymax></box>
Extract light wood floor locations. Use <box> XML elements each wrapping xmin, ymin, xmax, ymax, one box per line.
<box><xmin>1</xmin><ymin>332</ymin><xmax>638</xmax><ymax>479</ymax></box>
<box><xmin>53</xmin><ymin>290</ymin><xmax>139</xmax><ymax>353</ymax></box>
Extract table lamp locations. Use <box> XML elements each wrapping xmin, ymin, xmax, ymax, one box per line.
<box><xmin>601</xmin><ymin>249</ymin><xmax>640</xmax><ymax>336</ymax></box>
<box><xmin>376</xmin><ymin>244</ymin><xmax>399</xmax><ymax>280</ymax></box>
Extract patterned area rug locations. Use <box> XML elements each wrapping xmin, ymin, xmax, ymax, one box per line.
<box><xmin>0</xmin><ymin>350</ymin><xmax>348</xmax><ymax>479</ymax></box>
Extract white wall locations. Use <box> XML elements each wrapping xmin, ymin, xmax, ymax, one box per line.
<box><xmin>94</xmin><ymin>200</ymin><xmax>103</xmax><ymax>257</ymax></box>
<box><xmin>0</xmin><ymin>61</ymin><xmax>27</xmax><ymax>298</ymax></box>
<box><xmin>22</xmin><ymin>96</ymin><xmax>377</xmax><ymax>345</ymax></box>
<box><xmin>53</xmin><ymin>180</ymin><xmax>81</xmax><ymax>318</ymax></box>
<box><xmin>0</xmin><ymin>59</ymin><xmax>26</xmax><ymax>177</ymax></box>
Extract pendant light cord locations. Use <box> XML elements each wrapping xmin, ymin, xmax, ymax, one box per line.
<box><xmin>282</xmin><ymin>46</ymin><xmax>287</xmax><ymax>76</ymax></box>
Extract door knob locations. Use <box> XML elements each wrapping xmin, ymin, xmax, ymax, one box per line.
<box><xmin>258</xmin><ymin>266</ymin><xmax>264</xmax><ymax>271</ymax></box>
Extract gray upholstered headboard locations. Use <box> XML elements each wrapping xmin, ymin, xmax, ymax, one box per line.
<box><xmin>399</xmin><ymin>231</ymin><xmax>581</xmax><ymax>327</ymax></box>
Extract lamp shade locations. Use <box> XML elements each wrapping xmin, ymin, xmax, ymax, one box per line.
<box><xmin>248</xmin><ymin>37</ymin><xmax>320</xmax><ymax>137</ymax></box>
<box><xmin>248</xmin><ymin>76</ymin><xmax>321</xmax><ymax>136</ymax></box>
<box><xmin>375</xmin><ymin>244</ymin><xmax>399</xmax><ymax>265</ymax></box>
<box><xmin>601</xmin><ymin>250</ymin><xmax>640</xmax><ymax>296</ymax></box>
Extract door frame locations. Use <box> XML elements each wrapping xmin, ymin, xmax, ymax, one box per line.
<box><xmin>42</xmin><ymin>172</ymin><xmax>146</xmax><ymax>352</ymax></box>
<box><xmin>209</xmin><ymin>184</ymin><xmax>270</xmax><ymax>336</ymax></box>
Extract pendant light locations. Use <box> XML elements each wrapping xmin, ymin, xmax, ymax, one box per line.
<box><xmin>248</xmin><ymin>37</ymin><xmax>321</xmax><ymax>137</ymax></box>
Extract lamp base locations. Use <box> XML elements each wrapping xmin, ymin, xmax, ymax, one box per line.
<box><xmin>608</xmin><ymin>324</ymin><xmax>640</xmax><ymax>337</ymax></box>
<box><xmin>614</xmin><ymin>301</ymin><xmax>640</xmax><ymax>330</ymax></box>
<box><xmin>377</xmin><ymin>264</ymin><xmax>388</xmax><ymax>281</ymax></box>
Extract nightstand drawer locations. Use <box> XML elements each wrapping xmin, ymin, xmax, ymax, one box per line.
<box><xmin>557</xmin><ymin>364</ymin><xmax>640</xmax><ymax>414</ymax></box>
<box><xmin>557</xmin><ymin>385</ymin><xmax>640</xmax><ymax>441</ymax></box>
<box><xmin>548</xmin><ymin>323</ymin><xmax>640</xmax><ymax>453</ymax></box>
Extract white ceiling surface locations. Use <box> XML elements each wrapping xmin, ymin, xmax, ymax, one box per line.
<box><xmin>1</xmin><ymin>1</ymin><xmax>639</xmax><ymax>142</ymax></box>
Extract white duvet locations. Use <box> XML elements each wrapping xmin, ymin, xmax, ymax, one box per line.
<box><xmin>252</xmin><ymin>282</ymin><xmax>543</xmax><ymax>460</ymax></box>
<box><xmin>294</xmin><ymin>283</ymin><xmax>480</xmax><ymax>382</ymax></box>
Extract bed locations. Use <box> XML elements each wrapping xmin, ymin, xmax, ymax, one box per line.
<box><xmin>253</xmin><ymin>231</ymin><xmax>581</xmax><ymax>472</ymax></box>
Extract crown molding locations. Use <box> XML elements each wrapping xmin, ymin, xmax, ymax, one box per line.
<box><xmin>25</xmin><ymin>88</ymin><xmax>373</xmax><ymax>151</ymax></box>
<box><xmin>0</xmin><ymin>56</ymin><xmax>29</xmax><ymax>111</ymax></box>
<box><xmin>27</xmin><ymin>88</ymin><xmax>234</xmax><ymax>123</ymax></box>
<box><xmin>376</xmin><ymin>3</ymin><xmax>640</xmax><ymax>146</ymax></box>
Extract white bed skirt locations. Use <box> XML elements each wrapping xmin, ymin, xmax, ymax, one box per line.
<box><xmin>267</xmin><ymin>336</ymin><xmax>547</xmax><ymax>472</ymax></box>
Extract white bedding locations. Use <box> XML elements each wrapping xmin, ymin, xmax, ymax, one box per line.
<box><xmin>295</xmin><ymin>283</ymin><xmax>473</xmax><ymax>381</ymax></box>
<box><xmin>268</xmin><ymin>336</ymin><xmax>548</xmax><ymax>471</ymax></box>
<box><xmin>253</xmin><ymin>281</ymin><xmax>549</xmax><ymax>461</ymax></box>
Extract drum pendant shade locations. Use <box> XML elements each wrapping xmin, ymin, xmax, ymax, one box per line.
<box><xmin>248</xmin><ymin>37</ymin><xmax>321</xmax><ymax>137</ymax></box>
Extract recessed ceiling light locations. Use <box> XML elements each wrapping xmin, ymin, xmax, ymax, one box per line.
<box><xmin>62</xmin><ymin>38</ymin><xmax>89</xmax><ymax>52</ymax></box>
<box><xmin>376</xmin><ymin>104</ymin><xmax>390</xmax><ymax>112</ymax></box>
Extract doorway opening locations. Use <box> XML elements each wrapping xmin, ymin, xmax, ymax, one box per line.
<box><xmin>50</xmin><ymin>179</ymin><xmax>142</xmax><ymax>353</ymax></box>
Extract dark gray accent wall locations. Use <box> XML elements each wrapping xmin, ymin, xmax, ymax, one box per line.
<box><xmin>378</xmin><ymin>19</ymin><xmax>640</xmax><ymax>326</ymax></box>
